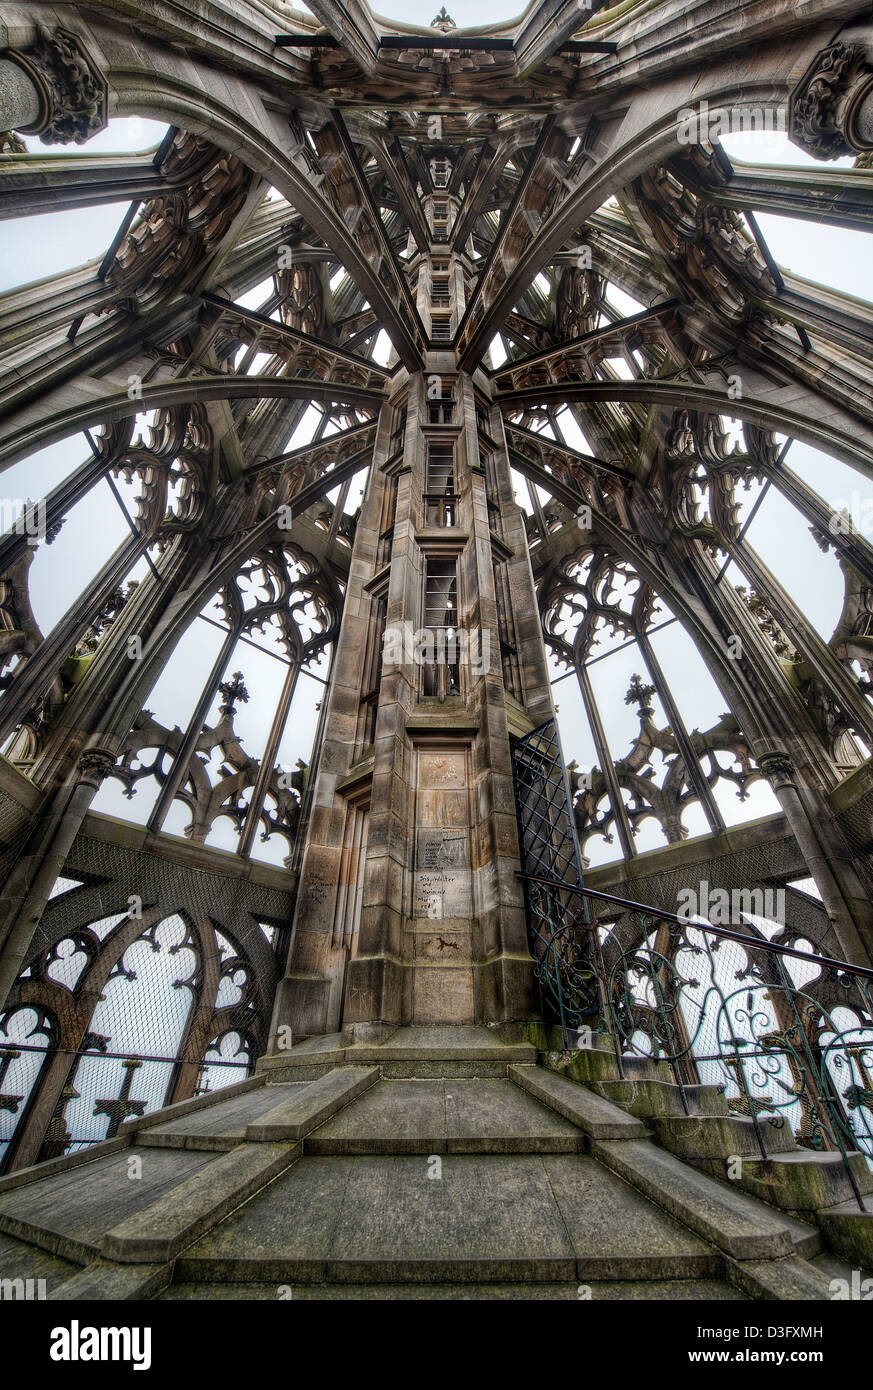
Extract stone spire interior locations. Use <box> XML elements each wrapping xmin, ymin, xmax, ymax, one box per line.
<box><xmin>0</xmin><ymin>0</ymin><xmax>872</xmax><ymax>1307</ymax></box>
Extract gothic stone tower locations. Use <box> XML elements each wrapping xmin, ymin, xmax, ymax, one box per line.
<box><xmin>2</xmin><ymin>0</ymin><xmax>873</xmax><ymax>1187</ymax></box>
<box><xmin>275</xmin><ymin>214</ymin><xmax>555</xmax><ymax>1040</ymax></box>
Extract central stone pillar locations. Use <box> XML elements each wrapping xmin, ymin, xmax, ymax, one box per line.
<box><xmin>272</xmin><ymin>246</ymin><xmax>558</xmax><ymax>1042</ymax></box>
<box><xmin>410</xmin><ymin>737</ymin><xmax>476</xmax><ymax>1023</ymax></box>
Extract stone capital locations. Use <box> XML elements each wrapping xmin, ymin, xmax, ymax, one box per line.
<box><xmin>76</xmin><ymin>748</ymin><xmax>117</xmax><ymax>788</ymax></box>
<box><xmin>790</xmin><ymin>42</ymin><xmax>873</xmax><ymax>160</ymax></box>
<box><xmin>7</xmin><ymin>23</ymin><xmax>107</xmax><ymax>145</ymax></box>
<box><xmin>756</xmin><ymin>750</ymin><xmax>796</xmax><ymax>789</ymax></box>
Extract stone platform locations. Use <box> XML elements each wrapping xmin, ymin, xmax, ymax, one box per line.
<box><xmin>0</xmin><ymin>1026</ymin><xmax>869</xmax><ymax>1300</ymax></box>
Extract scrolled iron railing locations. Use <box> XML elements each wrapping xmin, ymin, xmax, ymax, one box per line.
<box><xmin>516</xmin><ymin>871</ymin><xmax>873</xmax><ymax>1210</ymax></box>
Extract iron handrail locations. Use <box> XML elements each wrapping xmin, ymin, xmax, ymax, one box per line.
<box><xmin>514</xmin><ymin>870</ymin><xmax>873</xmax><ymax>983</ymax></box>
<box><xmin>516</xmin><ymin>868</ymin><xmax>873</xmax><ymax>1208</ymax></box>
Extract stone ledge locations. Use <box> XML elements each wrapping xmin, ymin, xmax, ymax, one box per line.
<box><xmin>509</xmin><ymin>1064</ymin><xmax>649</xmax><ymax>1141</ymax></box>
<box><xmin>245</xmin><ymin>1067</ymin><xmax>379</xmax><ymax>1141</ymax></box>
<box><xmin>102</xmin><ymin>1143</ymin><xmax>299</xmax><ymax>1264</ymax></box>
<box><xmin>593</xmin><ymin>1138</ymin><xmax>811</xmax><ymax>1261</ymax></box>
<box><xmin>49</xmin><ymin>1258</ymin><xmax>174</xmax><ymax>1301</ymax></box>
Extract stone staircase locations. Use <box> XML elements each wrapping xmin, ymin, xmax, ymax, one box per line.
<box><xmin>0</xmin><ymin>1025</ymin><xmax>870</xmax><ymax>1300</ymax></box>
<box><xmin>533</xmin><ymin>1026</ymin><xmax>873</xmax><ymax>1264</ymax></box>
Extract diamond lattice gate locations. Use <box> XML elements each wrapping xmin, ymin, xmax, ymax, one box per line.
<box><xmin>510</xmin><ymin>719</ymin><xmax>601</xmax><ymax>1037</ymax></box>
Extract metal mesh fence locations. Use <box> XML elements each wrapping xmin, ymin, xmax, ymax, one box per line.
<box><xmin>0</xmin><ymin>824</ymin><xmax>292</xmax><ymax>1169</ymax></box>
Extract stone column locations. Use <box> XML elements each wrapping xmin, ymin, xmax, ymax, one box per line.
<box><xmin>274</xmin><ymin>337</ymin><xmax>544</xmax><ymax>1039</ymax></box>
<box><xmin>0</xmin><ymin>58</ymin><xmax>40</xmax><ymax>133</ymax></box>
<box><xmin>0</xmin><ymin>749</ymin><xmax>116</xmax><ymax>1011</ymax></box>
<box><xmin>755</xmin><ymin>750</ymin><xmax>872</xmax><ymax>964</ymax></box>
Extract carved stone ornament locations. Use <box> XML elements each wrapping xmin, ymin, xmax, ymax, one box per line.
<box><xmin>76</xmin><ymin>748</ymin><xmax>117</xmax><ymax>788</ymax></box>
<box><xmin>790</xmin><ymin>42</ymin><xmax>873</xmax><ymax>160</ymax></box>
<box><xmin>10</xmin><ymin>25</ymin><xmax>108</xmax><ymax>146</ymax></box>
<box><xmin>756</xmin><ymin>751</ymin><xmax>796</xmax><ymax>788</ymax></box>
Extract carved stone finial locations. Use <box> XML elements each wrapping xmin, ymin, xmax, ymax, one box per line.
<box><xmin>430</xmin><ymin>7</ymin><xmax>457</xmax><ymax>32</ymax></box>
<box><xmin>624</xmin><ymin>673</ymin><xmax>656</xmax><ymax>716</ymax></box>
<box><xmin>10</xmin><ymin>25</ymin><xmax>108</xmax><ymax>146</ymax></box>
<box><xmin>790</xmin><ymin>42</ymin><xmax>873</xmax><ymax>160</ymax></box>
<box><xmin>218</xmin><ymin>671</ymin><xmax>250</xmax><ymax>713</ymax></box>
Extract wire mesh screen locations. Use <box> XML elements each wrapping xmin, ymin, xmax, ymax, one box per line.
<box><xmin>512</xmin><ymin>719</ymin><xmax>585</xmax><ymax>887</ymax></box>
<box><xmin>0</xmin><ymin>827</ymin><xmax>291</xmax><ymax>1170</ymax></box>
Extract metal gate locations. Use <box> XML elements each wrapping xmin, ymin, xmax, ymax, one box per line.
<box><xmin>511</xmin><ymin>719</ymin><xmax>601</xmax><ymax>1034</ymax></box>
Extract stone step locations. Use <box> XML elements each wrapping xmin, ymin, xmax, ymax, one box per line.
<box><xmin>730</xmin><ymin>1149</ymin><xmax>873</xmax><ymax>1214</ymax></box>
<box><xmin>119</xmin><ymin>1074</ymin><xmax>268</xmax><ymax>1143</ymax></box>
<box><xmin>592</xmin><ymin>1137</ymin><xmax>820</xmax><ymax>1261</ymax></box>
<box><xmin>508</xmin><ymin>1064</ymin><xmax>648</xmax><ymax>1141</ymax></box>
<box><xmin>140</xmin><ymin>1084</ymin><xmax>311</xmax><ymax>1151</ymax></box>
<box><xmin>0</xmin><ymin>1134</ymin><xmax>130</xmax><ymax>1199</ymax></box>
<box><xmin>811</xmin><ymin>1249</ymin><xmax>873</xmax><ymax>1296</ymax></box>
<box><xmin>174</xmin><ymin>1152</ymin><xmax>722</xmax><ymax>1285</ymax></box>
<box><xmin>258</xmin><ymin>1036</ymin><xmax>347</xmax><ymax>1083</ymax></box>
<box><xmin>591</xmin><ymin>1077</ymin><xmax>730</xmax><ymax>1119</ymax></box>
<box><xmin>728</xmin><ymin>1255</ymin><xmax>839</xmax><ymax>1301</ymax></box>
<box><xmin>0</xmin><ymin>1229</ymin><xmax>76</xmax><ymax>1296</ymax></box>
<box><xmin>815</xmin><ymin>1192</ymin><xmax>873</xmax><ymax>1269</ymax></box>
<box><xmin>347</xmin><ymin>1026</ymin><xmax>537</xmax><ymax>1066</ymax></box>
<box><xmin>259</xmin><ymin>1025</ymin><xmax>537</xmax><ymax>1081</ymax></box>
<box><xmin>158</xmin><ymin>1277</ymin><xmax>744</xmax><ymax>1301</ymax></box>
<box><xmin>245</xmin><ymin>1067</ymin><xmax>378</xmax><ymax>1141</ymax></box>
<box><xmin>102</xmin><ymin>1142</ymin><xmax>299</xmax><ymax>1263</ymax></box>
<box><xmin>0</xmin><ymin>1147</ymin><xmax>220</xmax><ymax>1264</ymax></box>
<box><xmin>303</xmin><ymin>1078</ymin><xmax>585</xmax><ymax>1155</ymax></box>
<box><xmin>650</xmin><ymin>1112</ymin><xmax>798</xmax><ymax>1160</ymax></box>
<box><xmin>372</xmin><ymin>1059</ymin><xmax>522</xmax><ymax>1079</ymax></box>
<box><xmin>49</xmin><ymin>1259</ymin><xmax>173</xmax><ymax>1301</ymax></box>
<box><xmin>539</xmin><ymin>1045</ymin><xmax>674</xmax><ymax>1087</ymax></box>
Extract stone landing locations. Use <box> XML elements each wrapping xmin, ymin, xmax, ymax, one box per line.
<box><xmin>0</xmin><ymin>1027</ymin><xmax>869</xmax><ymax>1300</ymax></box>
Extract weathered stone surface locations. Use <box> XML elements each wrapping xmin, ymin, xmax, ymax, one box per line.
<box><xmin>723</xmin><ymin>1149</ymin><xmax>873</xmax><ymax>1213</ymax></box>
<box><xmin>102</xmin><ymin>1143</ymin><xmax>299</xmax><ymax>1263</ymax></box>
<box><xmin>0</xmin><ymin>1149</ymin><xmax>216</xmax><ymax>1263</ymax></box>
<box><xmin>173</xmin><ymin>1150</ymin><xmax>724</xmax><ymax>1285</ymax></box>
<box><xmin>142</xmin><ymin>1085</ymin><xmax>311</xmax><ymax>1151</ymax></box>
<box><xmin>815</xmin><ymin>1196</ymin><xmax>873</xmax><ymax>1268</ymax></box>
<box><xmin>0</xmin><ymin>1229</ymin><xmax>76</xmax><ymax>1291</ymax></box>
<box><xmin>544</xmin><ymin>1155</ymin><xmax>721</xmax><ymax>1281</ymax></box>
<box><xmin>244</xmin><ymin>1068</ymin><xmax>378</xmax><ymax>1141</ymax></box>
<box><xmin>593</xmin><ymin>1139</ymin><xmax>813</xmax><ymax>1261</ymax></box>
<box><xmin>158</xmin><ymin>1277</ymin><xmax>744</xmax><ymax>1300</ymax></box>
<box><xmin>650</xmin><ymin>1113</ymin><xmax>798</xmax><ymax>1160</ymax></box>
<box><xmin>509</xmin><ymin>1064</ymin><xmax>649</xmax><ymax>1141</ymax></box>
<box><xmin>303</xmin><ymin>1077</ymin><xmax>585</xmax><ymax>1154</ymax></box>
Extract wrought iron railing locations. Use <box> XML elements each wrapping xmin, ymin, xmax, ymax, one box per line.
<box><xmin>517</xmin><ymin>871</ymin><xmax>873</xmax><ymax>1209</ymax></box>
